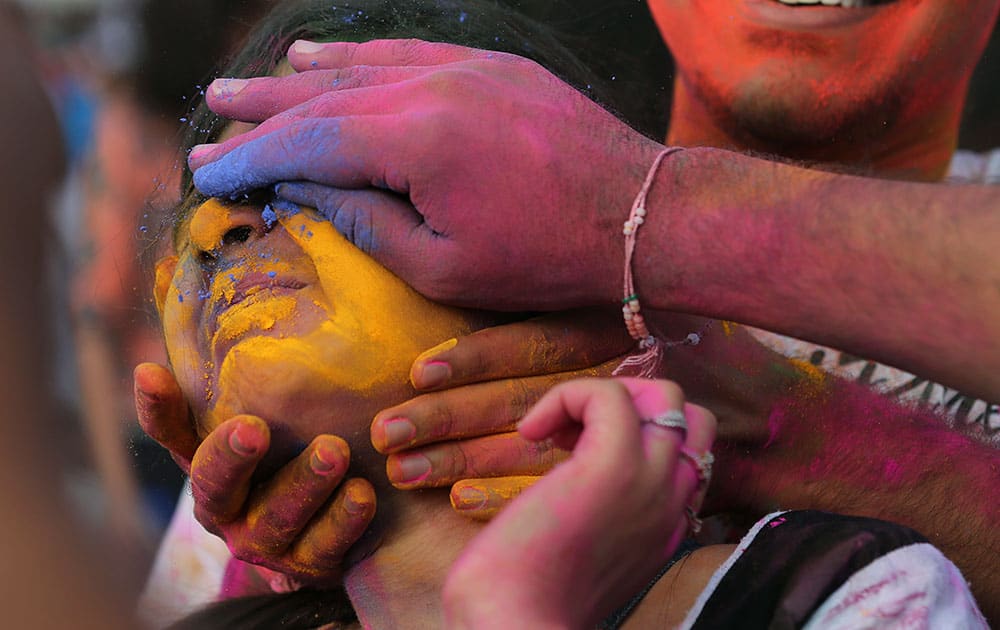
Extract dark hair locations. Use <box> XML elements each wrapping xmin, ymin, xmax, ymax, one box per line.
<box><xmin>167</xmin><ymin>588</ymin><xmax>356</xmax><ymax>629</ymax></box>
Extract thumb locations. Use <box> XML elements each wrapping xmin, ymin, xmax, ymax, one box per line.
<box><xmin>134</xmin><ymin>362</ymin><xmax>199</xmax><ymax>472</ymax></box>
<box><xmin>275</xmin><ymin>182</ymin><xmax>440</xmax><ymax>278</ymax></box>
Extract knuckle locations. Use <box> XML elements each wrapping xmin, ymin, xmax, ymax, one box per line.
<box><xmin>508</xmin><ymin>378</ymin><xmax>539</xmax><ymax>419</ymax></box>
<box><xmin>658</xmin><ymin>380</ymin><xmax>686</xmax><ymax>406</ymax></box>
<box><xmin>445</xmin><ymin>445</ymin><xmax>473</xmax><ymax>479</ymax></box>
<box><xmin>425</xmin><ymin>399</ymin><xmax>459</xmax><ymax>441</ymax></box>
<box><xmin>392</xmin><ymin>38</ymin><xmax>432</xmax><ymax>65</ymax></box>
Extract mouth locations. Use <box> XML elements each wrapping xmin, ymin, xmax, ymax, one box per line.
<box><xmin>744</xmin><ymin>0</ymin><xmax>900</xmax><ymax>29</ymax></box>
<box><xmin>769</xmin><ymin>0</ymin><xmax>896</xmax><ymax>5</ymax></box>
<box><xmin>227</xmin><ymin>272</ymin><xmax>307</xmax><ymax>308</ymax></box>
<box><xmin>206</xmin><ymin>270</ymin><xmax>307</xmax><ymax>341</ymax></box>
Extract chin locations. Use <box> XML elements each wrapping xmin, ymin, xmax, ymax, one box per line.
<box><xmin>698</xmin><ymin>66</ymin><xmax>905</xmax><ymax>158</ymax></box>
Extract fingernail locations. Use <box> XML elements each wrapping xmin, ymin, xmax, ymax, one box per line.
<box><xmin>292</xmin><ymin>39</ymin><xmax>325</xmax><ymax>55</ymax></box>
<box><xmin>229</xmin><ymin>422</ymin><xmax>259</xmax><ymax>457</ymax></box>
<box><xmin>391</xmin><ymin>453</ymin><xmax>432</xmax><ymax>484</ymax></box>
<box><xmin>344</xmin><ymin>485</ymin><xmax>368</xmax><ymax>516</ymax></box>
<box><xmin>452</xmin><ymin>486</ymin><xmax>488</xmax><ymax>511</ymax></box>
<box><xmin>311</xmin><ymin>447</ymin><xmax>338</xmax><ymax>475</ymax></box>
<box><xmin>189</xmin><ymin>144</ymin><xmax>215</xmax><ymax>162</ymax></box>
<box><xmin>210</xmin><ymin>78</ymin><xmax>248</xmax><ymax>99</ymax></box>
<box><xmin>411</xmin><ymin>337</ymin><xmax>459</xmax><ymax>389</ymax></box>
<box><xmin>381</xmin><ymin>418</ymin><xmax>417</xmax><ymax>450</ymax></box>
<box><xmin>415</xmin><ymin>362</ymin><xmax>451</xmax><ymax>390</ymax></box>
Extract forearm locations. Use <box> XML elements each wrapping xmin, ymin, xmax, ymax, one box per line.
<box><xmin>639</xmin><ymin>147</ymin><xmax>1000</xmax><ymax>401</ymax></box>
<box><xmin>738</xmin><ymin>376</ymin><xmax>998</xmax><ymax>622</ymax></box>
<box><xmin>677</xmin><ymin>327</ymin><xmax>1000</xmax><ymax>622</ymax></box>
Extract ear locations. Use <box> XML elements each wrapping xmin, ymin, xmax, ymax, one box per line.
<box><xmin>154</xmin><ymin>256</ymin><xmax>179</xmax><ymax>315</ymax></box>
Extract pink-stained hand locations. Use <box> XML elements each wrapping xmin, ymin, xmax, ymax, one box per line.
<box><xmin>188</xmin><ymin>39</ymin><xmax>667</xmax><ymax>311</ymax></box>
<box><xmin>442</xmin><ymin>377</ymin><xmax>717</xmax><ymax>630</ymax></box>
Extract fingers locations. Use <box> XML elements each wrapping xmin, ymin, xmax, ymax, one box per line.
<box><xmin>133</xmin><ymin>362</ymin><xmax>198</xmax><ymax>472</ymax></box>
<box><xmin>678</xmin><ymin>402</ymin><xmax>718</xmax><ymax>517</ymax></box>
<box><xmin>289</xmin><ymin>478</ymin><xmax>376</xmax><ymax>572</ymax></box>
<box><xmin>518</xmin><ymin>378</ymin><xmax>641</xmax><ymax>462</ymax></box>
<box><xmin>619</xmin><ymin>377</ymin><xmax>690</xmax><ymax>469</ymax></box>
<box><xmin>204</xmin><ymin>66</ymin><xmax>435</xmax><ymax>123</ymax></box>
<box><xmin>450</xmin><ymin>476</ymin><xmax>540</xmax><ymax>521</ymax></box>
<box><xmin>275</xmin><ymin>182</ymin><xmax>434</xmax><ymax>264</ymax></box>
<box><xmin>286</xmin><ymin>38</ymin><xmax>499</xmax><ymax>72</ymax></box>
<box><xmin>188</xmin><ymin>79</ymin><xmax>405</xmax><ymax>172</ymax></box>
<box><xmin>408</xmin><ymin>310</ymin><xmax>633</xmax><ymax>391</ymax></box>
<box><xmin>242</xmin><ymin>435</ymin><xmax>351</xmax><ymax>556</ymax></box>
<box><xmin>384</xmin><ymin>432</ymin><xmax>565</xmax><ymax>490</ymax></box>
<box><xmin>372</xmin><ymin>370</ymin><xmax>605</xmax><ymax>454</ymax></box>
<box><xmin>190</xmin><ymin>415</ymin><xmax>269</xmax><ymax>531</ymax></box>
<box><xmin>192</xmin><ymin>115</ymin><xmax>404</xmax><ymax>198</ymax></box>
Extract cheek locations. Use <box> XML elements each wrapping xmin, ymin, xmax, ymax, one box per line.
<box><xmin>160</xmin><ymin>263</ymin><xmax>213</xmax><ymax>418</ymax></box>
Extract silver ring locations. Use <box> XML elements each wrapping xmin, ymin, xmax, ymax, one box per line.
<box><xmin>641</xmin><ymin>409</ymin><xmax>688</xmax><ymax>436</ymax></box>
<box><xmin>679</xmin><ymin>448</ymin><xmax>714</xmax><ymax>485</ymax></box>
<box><xmin>685</xmin><ymin>505</ymin><xmax>704</xmax><ymax>535</ymax></box>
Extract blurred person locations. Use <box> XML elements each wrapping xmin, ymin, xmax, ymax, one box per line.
<box><xmin>0</xmin><ymin>4</ymin><xmax>135</xmax><ymax>628</ymax></box>
<box><xmin>64</xmin><ymin>0</ymin><xmax>277</xmax><ymax>565</ymax></box>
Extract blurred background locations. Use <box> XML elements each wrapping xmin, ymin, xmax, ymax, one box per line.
<box><xmin>3</xmin><ymin>0</ymin><xmax>999</xmax><ymax>619</ymax></box>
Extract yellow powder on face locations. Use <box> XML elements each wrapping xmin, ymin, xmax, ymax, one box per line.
<box><xmin>212</xmin><ymin>294</ymin><xmax>297</xmax><ymax>342</ymax></box>
<box><xmin>187</xmin><ymin>199</ymin><xmax>233</xmax><ymax>253</ymax></box>
<box><xmin>721</xmin><ymin>321</ymin><xmax>738</xmax><ymax>337</ymax></box>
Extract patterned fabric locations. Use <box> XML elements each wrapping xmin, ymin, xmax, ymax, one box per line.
<box><xmin>680</xmin><ymin>511</ymin><xmax>987</xmax><ymax>629</ymax></box>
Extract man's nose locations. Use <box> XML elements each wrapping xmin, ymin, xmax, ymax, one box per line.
<box><xmin>188</xmin><ymin>199</ymin><xmax>272</xmax><ymax>262</ymax></box>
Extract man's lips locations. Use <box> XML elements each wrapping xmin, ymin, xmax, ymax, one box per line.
<box><xmin>769</xmin><ymin>0</ymin><xmax>896</xmax><ymax>6</ymax></box>
<box><xmin>743</xmin><ymin>0</ymin><xmax>899</xmax><ymax>29</ymax></box>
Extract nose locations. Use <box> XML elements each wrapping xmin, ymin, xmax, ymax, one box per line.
<box><xmin>187</xmin><ymin>199</ymin><xmax>271</xmax><ymax>263</ymax></box>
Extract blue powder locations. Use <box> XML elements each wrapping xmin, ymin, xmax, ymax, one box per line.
<box><xmin>139</xmin><ymin>225</ymin><xmax>148</xmax><ymax>233</ymax></box>
<box><xmin>459</xmin><ymin>11</ymin><xmax>468</xmax><ymax>22</ymax></box>
<box><xmin>178</xmin><ymin>294</ymin><xmax>184</xmax><ymax>303</ymax></box>
<box><xmin>267</xmin><ymin>271</ymin><xmax>277</xmax><ymax>278</ymax></box>
<box><xmin>197</xmin><ymin>289</ymin><xmax>211</xmax><ymax>300</ymax></box>
<box><xmin>261</xmin><ymin>204</ymin><xmax>278</xmax><ymax>229</ymax></box>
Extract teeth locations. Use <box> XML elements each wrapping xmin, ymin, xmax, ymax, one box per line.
<box><xmin>774</xmin><ymin>0</ymin><xmax>867</xmax><ymax>6</ymax></box>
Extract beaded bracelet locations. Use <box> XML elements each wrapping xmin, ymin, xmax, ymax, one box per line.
<box><xmin>614</xmin><ymin>148</ymin><xmax>710</xmax><ymax>377</ymax></box>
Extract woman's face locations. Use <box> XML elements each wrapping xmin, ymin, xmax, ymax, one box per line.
<box><xmin>156</xmin><ymin>198</ymin><xmax>475</xmax><ymax>458</ymax></box>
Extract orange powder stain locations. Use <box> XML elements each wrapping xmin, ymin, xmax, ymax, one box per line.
<box><xmin>212</xmin><ymin>294</ymin><xmax>297</xmax><ymax>343</ymax></box>
<box><xmin>453</xmin><ymin>476</ymin><xmax>540</xmax><ymax>521</ymax></box>
<box><xmin>721</xmin><ymin>321</ymin><xmax>738</xmax><ymax>337</ymax></box>
<box><xmin>789</xmin><ymin>358</ymin><xmax>826</xmax><ymax>385</ymax></box>
<box><xmin>187</xmin><ymin>199</ymin><xmax>234</xmax><ymax>253</ymax></box>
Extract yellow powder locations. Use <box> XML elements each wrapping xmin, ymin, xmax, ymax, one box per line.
<box><xmin>187</xmin><ymin>199</ymin><xmax>233</xmax><ymax>253</ymax></box>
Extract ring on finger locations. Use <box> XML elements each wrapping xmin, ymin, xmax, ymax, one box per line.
<box><xmin>679</xmin><ymin>447</ymin><xmax>714</xmax><ymax>486</ymax></box>
<box><xmin>640</xmin><ymin>409</ymin><xmax>687</xmax><ymax>437</ymax></box>
<box><xmin>684</xmin><ymin>505</ymin><xmax>704</xmax><ymax>536</ymax></box>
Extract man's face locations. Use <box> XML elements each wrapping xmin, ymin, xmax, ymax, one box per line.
<box><xmin>649</xmin><ymin>0</ymin><xmax>1000</xmax><ymax>151</ymax></box>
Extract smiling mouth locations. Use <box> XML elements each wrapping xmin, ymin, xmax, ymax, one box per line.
<box><xmin>770</xmin><ymin>0</ymin><xmax>896</xmax><ymax>5</ymax></box>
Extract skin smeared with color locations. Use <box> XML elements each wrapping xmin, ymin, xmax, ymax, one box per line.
<box><xmin>158</xmin><ymin>199</ymin><xmax>479</xmax><ymax>468</ymax></box>
<box><xmin>153</xmin><ymin>195</ymin><xmax>724</xmax><ymax>626</ymax></box>
<box><xmin>136</xmin><ymin>0</ymin><xmax>1000</xmax><ymax>619</ymax></box>
<box><xmin>650</xmin><ymin>0</ymin><xmax>1000</xmax><ymax>178</ymax></box>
